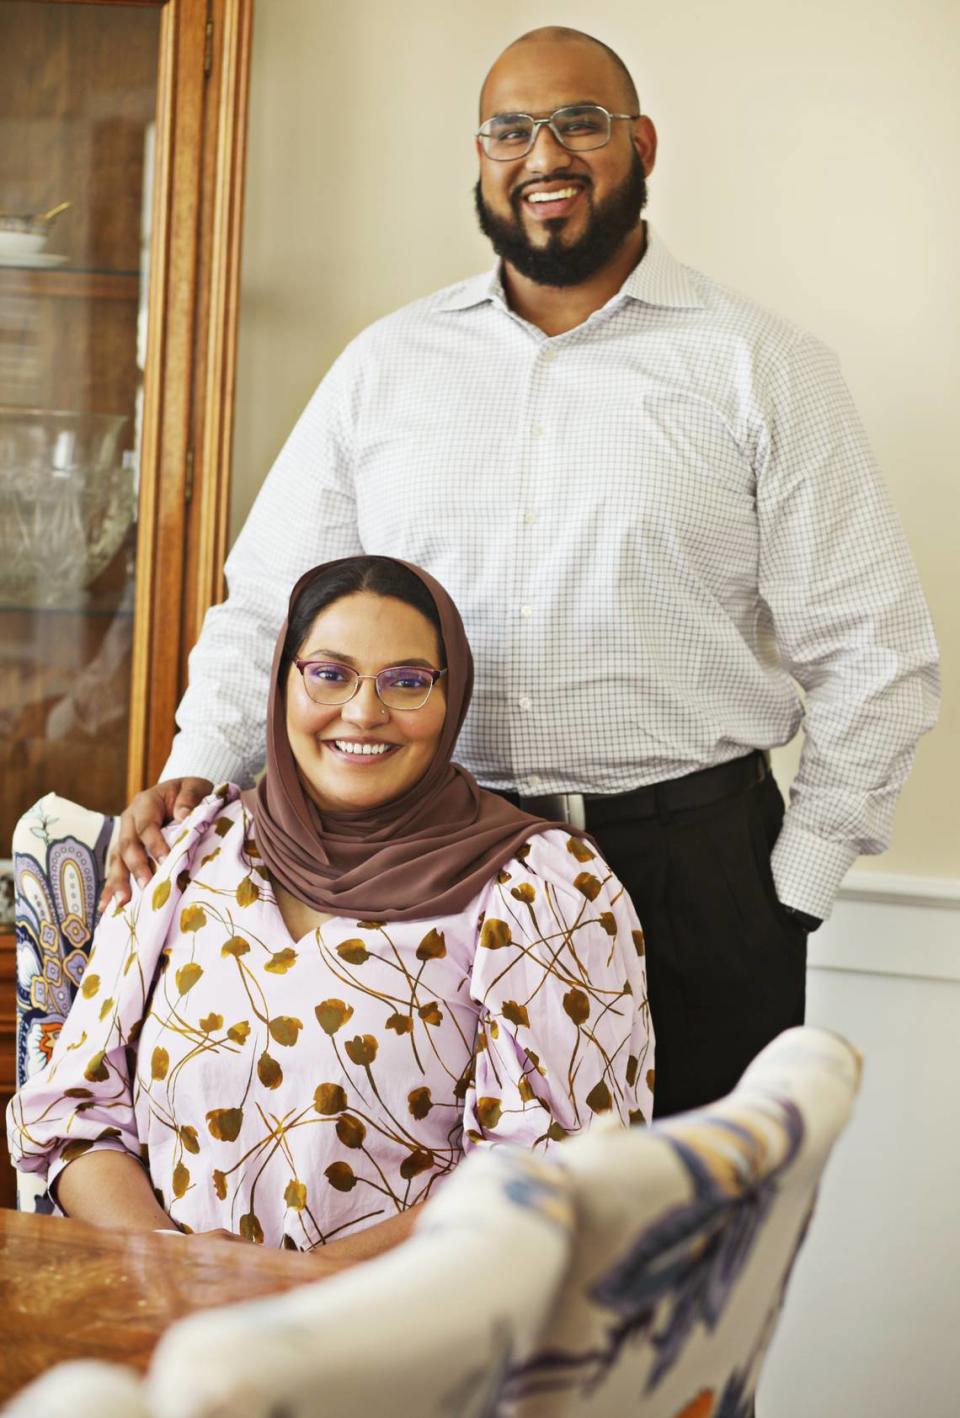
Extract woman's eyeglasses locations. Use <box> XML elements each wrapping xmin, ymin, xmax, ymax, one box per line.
<box><xmin>294</xmin><ymin>660</ymin><xmax>447</xmax><ymax>710</ymax></box>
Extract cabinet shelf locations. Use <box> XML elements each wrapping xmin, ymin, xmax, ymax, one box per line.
<box><xmin>0</xmin><ymin>600</ymin><xmax>134</xmax><ymax>621</ymax></box>
<box><xmin>0</xmin><ymin>267</ymin><xmax>141</xmax><ymax>300</ymax></box>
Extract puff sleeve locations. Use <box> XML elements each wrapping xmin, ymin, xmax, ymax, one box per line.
<box><xmin>462</xmin><ymin>830</ymin><xmax>654</xmax><ymax>1153</ymax></box>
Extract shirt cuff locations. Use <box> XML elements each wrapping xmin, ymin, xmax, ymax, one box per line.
<box><xmin>770</xmin><ymin>820</ymin><xmax>859</xmax><ymax>921</ymax></box>
<box><xmin>161</xmin><ymin>736</ymin><xmax>257</xmax><ymax>789</ymax></box>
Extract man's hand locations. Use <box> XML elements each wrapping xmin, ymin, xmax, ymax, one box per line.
<box><xmin>100</xmin><ymin>777</ymin><xmax>214</xmax><ymax>911</ymax></box>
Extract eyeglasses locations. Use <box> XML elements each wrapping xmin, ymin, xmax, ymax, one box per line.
<box><xmin>294</xmin><ymin>660</ymin><xmax>447</xmax><ymax>710</ymax></box>
<box><xmin>476</xmin><ymin>104</ymin><xmax>640</xmax><ymax>161</ymax></box>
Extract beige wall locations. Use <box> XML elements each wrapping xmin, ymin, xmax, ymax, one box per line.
<box><xmin>233</xmin><ymin>0</ymin><xmax>958</xmax><ymax>880</ymax></box>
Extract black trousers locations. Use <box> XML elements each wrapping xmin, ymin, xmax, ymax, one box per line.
<box><xmin>587</xmin><ymin>769</ymin><xmax>807</xmax><ymax>1118</ymax></box>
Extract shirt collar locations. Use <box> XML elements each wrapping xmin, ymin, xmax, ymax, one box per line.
<box><xmin>620</xmin><ymin>227</ymin><xmax>704</xmax><ymax>309</ymax></box>
<box><xmin>435</xmin><ymin>225</ymin><xmax>704</xmax><ymax>315</ymax></box>
<box><xmin>436</xmin><ymin>265</ymin><xmax>508</xmax><ymax>313</ymax></box>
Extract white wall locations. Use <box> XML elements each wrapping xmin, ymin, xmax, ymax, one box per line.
<box><xmin>761</xmin><ymin>894</ymin><xmax>960</xmax><ymax>1416</ymax></box>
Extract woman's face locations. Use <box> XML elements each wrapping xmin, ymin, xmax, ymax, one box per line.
<box><xmin>285</xmin><ymin>590</ymin><xmax>447</xmax><ymax>813</ymax></box>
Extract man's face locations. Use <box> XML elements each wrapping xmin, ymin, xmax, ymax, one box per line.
<box><xmin>474</xmin><ymin>38</ymin><xmax>656</xmax><ymax>287</ymax></box>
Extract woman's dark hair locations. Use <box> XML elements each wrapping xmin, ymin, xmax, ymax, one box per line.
<box><xmin>280</xmin><ymin>557</ymin><xmax>445</xmax><ymax>681</ymax></box>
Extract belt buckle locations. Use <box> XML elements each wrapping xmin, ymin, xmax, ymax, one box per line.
<box><xmin>556</xmin><ymin>792</ymin><xmax>587</xmax><ymax>831</ymax></box>
<box><xmin>518</xmin><ymin>790</ymin><xmax>587</xmax><ymax>830</ymax></box>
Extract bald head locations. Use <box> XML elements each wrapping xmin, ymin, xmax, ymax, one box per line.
<box><xmin>480</xmin><ymin>27</ymin><xmax>640</xmax><ymax>121</ymax></box>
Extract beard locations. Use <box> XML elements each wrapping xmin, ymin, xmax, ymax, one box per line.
<box><xmin>474</xmin><ymin>152</ymin><xmax>647</xmax><ymax>288</ymax></box>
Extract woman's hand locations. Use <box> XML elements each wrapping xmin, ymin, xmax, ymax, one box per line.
<box><xmin>100</xmin><ymin>777</ymin><xmax>214</xmax><ymax>911</ymax></box>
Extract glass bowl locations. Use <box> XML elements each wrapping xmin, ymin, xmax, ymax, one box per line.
<box><xmin>0</xmin><ymin>408</ymin><xmax>133</xmax><ymax>607</ymax></box>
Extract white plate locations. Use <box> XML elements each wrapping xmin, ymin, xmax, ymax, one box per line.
<box><xmin>0</xmin><ymin>252</ymin><xmax>69</xmax><ymax>268</ymax></box>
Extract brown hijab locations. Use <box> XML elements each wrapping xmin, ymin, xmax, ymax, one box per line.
<box><xmin>244</xmin><ymin>558</ymin><xmax>582</xmax><ymax>922</ymax></box>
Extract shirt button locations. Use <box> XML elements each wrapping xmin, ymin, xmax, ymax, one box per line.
<box><xmin>524</xmin><ymin>511</ymin><xmax>537</xmax><ymax>525</ymax></box>
<box><xmin>518</xmin><ymin>696</ymin><xmax>533</xmax><ymax>711</ymax></box>
<box><xmin>532</xmin><ymin>423</ymin><xmax>545</xmax><ymax>438</ymax></box>
<box><xmin>541</xmin><ymin>347</ymin><xmax>557</xmax><ymax>363</ymax></box>
<box><xmin>520</xmin><ymin>605</ymin><xmax>533</xmax><ymax>618</ymax></box>
<box><xmin>527</xmin><ymin>774</ymin><xmax>542</xmax><ymax>789</ymax></box>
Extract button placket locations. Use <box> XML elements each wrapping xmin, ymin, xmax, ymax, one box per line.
<box><xmin>510</xmin><ymin>337</ymin><xmax>559</xmax><ymax>790</ymax></box>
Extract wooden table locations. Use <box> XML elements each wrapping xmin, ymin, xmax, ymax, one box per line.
<box><xmin>0</xmin><ymin>1209</ymin><xmax>336</xmax><ymax>1404</ymax></box>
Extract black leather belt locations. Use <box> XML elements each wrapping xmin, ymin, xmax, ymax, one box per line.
<box><xmin>501</xmin><ymin>751</ymin><xmax>768</xmax><ymax>830</ymax></box>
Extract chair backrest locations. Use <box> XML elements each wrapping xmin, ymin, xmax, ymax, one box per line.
<box><xmin>143</xmin><ymin>1145</ymin><xmax>575</xmax><ymax>1418</ymax></box>
<box><xmin>11</xmin><ymin>793</ymin><xmax>114</xmax><ymax>1212</ymax></box>
<box><xmin>1</xmin><ymin>1359</ymin><xmax>152</xmax><ymax>1418</ymax></box>
<box><xmin>504</xmin><ymin>1026</ymin><xmax>861</xmax><ymax>1418</ymax></box>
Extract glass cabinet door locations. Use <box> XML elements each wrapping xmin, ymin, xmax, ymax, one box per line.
<box><xmin>0</xmin><ymin>1</ymin><xmax>161</xmax><ymax>849</ymax></box>
<box><xmin>0</xmin><ymin>0</ymin><xmax>250</xmax><ymax>1212</ymax></box>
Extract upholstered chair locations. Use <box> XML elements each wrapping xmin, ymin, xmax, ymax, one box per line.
<box><xmin>505</xmin><ymin>1026</ymin><xmax>861</xmax><ymax>1418</ymax></box>
<box><xmin>1</xmin><ymin>1359</ymin><xmax>151</xmax><ymax>1418</ymax></box>
<box><xmin>10</xmin><ymin>794</ymin><xmax>115</xmax><ymax>1212</ymax></box>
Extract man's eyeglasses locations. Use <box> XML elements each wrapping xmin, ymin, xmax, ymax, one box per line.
<box><xmin>476</xmin><ymin>104</ymin><xmax>640</xmax><ymax>162</ymax></box>
<box><xmin>294</xmin><ymin>660</ymin><xmax>447</xmax><ymax>711</ymax></box>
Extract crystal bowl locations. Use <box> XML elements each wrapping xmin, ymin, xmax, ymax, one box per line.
<box><xmin>0</xmin><ymin>409</ymin><xmax>133</xmax><ymax>607</ymax></box>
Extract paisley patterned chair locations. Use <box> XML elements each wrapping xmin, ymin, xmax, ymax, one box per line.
<box><xmin>10</xmin><ymin>793</ymin><xmax>115</xmax><ymax>1213</ymax></box>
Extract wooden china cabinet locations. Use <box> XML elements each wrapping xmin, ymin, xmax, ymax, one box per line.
<box><xmin>0</xmin><ymin>0</ymin><xmax>253</xmax><ymax>1207</ymax></box>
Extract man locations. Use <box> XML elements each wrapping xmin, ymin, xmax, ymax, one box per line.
<box><xmin>106</xmin><ymin>27</ymin><xmax>939</xmax><ymax>1116</ymax></box>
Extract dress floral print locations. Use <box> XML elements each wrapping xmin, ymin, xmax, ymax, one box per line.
<box><xmin>9</xmin><ymin>789</ymin><xmax>654</xmax><ymax>1249</ymax></box>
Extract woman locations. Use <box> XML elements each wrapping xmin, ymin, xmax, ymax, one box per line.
<box><xmin>8</xmin><ymin>558</ymin><xmax>653</xmax><ymax>1259</ymax></box>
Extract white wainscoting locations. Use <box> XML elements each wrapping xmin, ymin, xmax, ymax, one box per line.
<box><xmin>759</xmin><ymin>876</ymin><xmax>960</xmax><ymax>1417</ymax></box>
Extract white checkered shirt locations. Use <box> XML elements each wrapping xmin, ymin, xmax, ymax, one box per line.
<box><xmin>165</xmin><ymin>228</ymin><xmax>940</xmax><ymax>919</ymax></box>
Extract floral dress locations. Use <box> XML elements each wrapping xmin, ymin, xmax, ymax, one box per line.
<box><xmin>9</xmin><ymin>788</ymin><xmax>654</xmax><ymax>1249</ymax></box>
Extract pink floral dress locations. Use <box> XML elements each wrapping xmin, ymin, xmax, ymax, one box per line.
<box><xmin>9</xmin><ymin>788</ymin><xmax>654</xmax><ymax>1249</ymax></box>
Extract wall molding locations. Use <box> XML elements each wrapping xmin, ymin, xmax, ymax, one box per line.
<box><xmin>812</xmin><ymin>877</ymin><xmax>960</xmax><ymax>984</ymax></box>
<box><xmin>838</xmin><ymin>870</ymin><xmax>960</xmax><ymax>911</ymax></box>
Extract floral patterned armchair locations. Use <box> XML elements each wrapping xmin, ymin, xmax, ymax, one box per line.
<box><xmin>11</xmin><ymin>793</ymin><xmax>115</xmax><ymax>1213</ymax></box>
<box><xmin>506</xmin><ymin>1025</ymin><xmax>862</xmax><ymax>1418</ymax></box>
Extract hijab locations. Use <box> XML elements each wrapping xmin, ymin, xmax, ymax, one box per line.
<box><xmin>244</xmin><ymin>558</ymin><xmax>584</xmax><ymax>921</ymax></box>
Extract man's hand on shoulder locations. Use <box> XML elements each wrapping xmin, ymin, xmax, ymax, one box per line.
<box><xmin>100</xmin><ymin>777</ymin><xmax>214</xmax><ymax>911</ymax></box>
